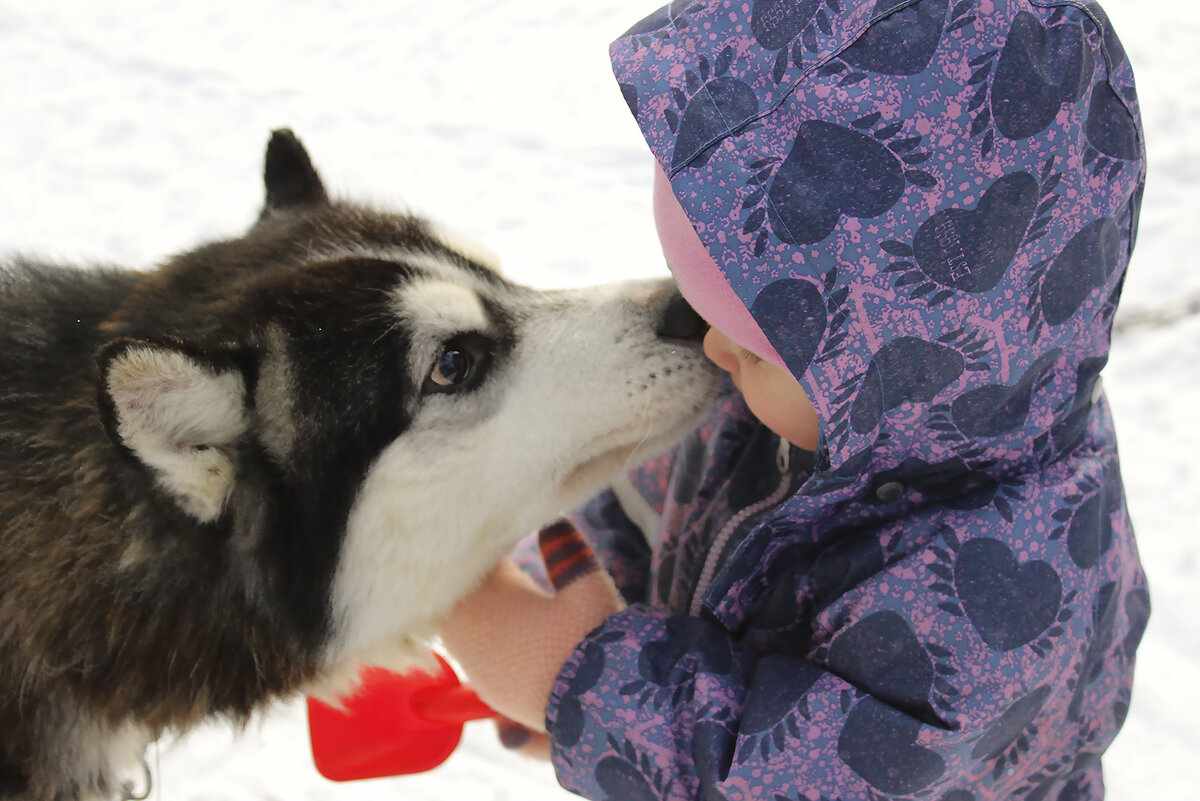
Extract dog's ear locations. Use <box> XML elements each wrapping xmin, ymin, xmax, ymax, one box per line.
<box><xmin>262</xmin><ymin>128</ymin><xmax>328</xmax><ymax>214</ymax></box>
<box><xmin>97</xmin><ymin>339</ymin><xmax>251</xmax><ymax>524</ymax></box>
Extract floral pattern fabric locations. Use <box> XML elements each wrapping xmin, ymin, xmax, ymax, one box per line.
<box><xmin>547</xmin><ymin>2</ymin><xmax>1149</xmax><ymax>800</ymax></box>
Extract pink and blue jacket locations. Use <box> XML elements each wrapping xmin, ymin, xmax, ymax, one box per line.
<box><xmin>546</xmin><ymin>2</ymin><xmax>1150</xmax><ymax>799</ymax></box>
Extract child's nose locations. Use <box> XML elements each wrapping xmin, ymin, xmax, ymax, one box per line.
<box><xmin>702</xmin><ymin>327</ymin><xmax>741</xmax><ymax>374</ymax></box>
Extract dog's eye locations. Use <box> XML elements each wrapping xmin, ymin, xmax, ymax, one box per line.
<box><xmin>424</xmin><ymin>335</ymin><xmax>491</xmax><ymax>395</ymax></box>
<box><xmin>430</xmin><ymin>348</ymin><xmax>472</xmax><ymax>387</ymax></box>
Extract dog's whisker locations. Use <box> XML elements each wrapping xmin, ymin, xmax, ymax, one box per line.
<box><xmin>371</xmin><ymin>316</ymin><xmax>403</xmax><ymax>346</ymax></box>
<box><xmin>620</xmin><ymin>378</ymin><xmax>659</xmax><ymax>477</ymax></box>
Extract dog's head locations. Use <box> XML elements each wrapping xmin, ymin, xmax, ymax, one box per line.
<box><xmin>95</xmin><ymin>131</ymin><xmax>720</xmax><ymax>668</ymax></box>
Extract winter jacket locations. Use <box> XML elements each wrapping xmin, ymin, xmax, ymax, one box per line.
<box><xmin>545</xmin><ymin>1</ymin><xmax>1149</xmax><ymax>800</ymax></box>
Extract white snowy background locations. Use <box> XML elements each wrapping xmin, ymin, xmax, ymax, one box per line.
<box><xmin>1</xmin><ymin>1</ymin><xmax>1196</xmax><ymax>798</ymax></box>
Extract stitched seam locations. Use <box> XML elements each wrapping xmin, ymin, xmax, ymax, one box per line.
<box><xmin>668</xmin><ymin>0</ymin><xmax>924</xmax><ymax>178</ymax></box>
<box><xmin>1028</xmin><ymin>0</ymin><xmax>1145</xmax><ymax>152</ymax></box>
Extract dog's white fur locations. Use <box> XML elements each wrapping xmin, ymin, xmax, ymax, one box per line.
<box><xmin>0</xmin><ymin>130</ymin><xmax>718</xmax><ymax>798</ymax></box>
<box><xmin>325</xmin><ymin>256</ymin><xmax>716</xmax><ymax>677</ymax></box>
<box><xmin>105</xmin><ymin>347</ymin><xmax>250</xmax><ymax>523</ymax></box>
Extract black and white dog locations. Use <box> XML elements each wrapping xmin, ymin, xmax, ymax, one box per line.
<box><xmin>0</xmin><ymin>131</ymin><xmax>718</xmax><ymax>800</ymax></box>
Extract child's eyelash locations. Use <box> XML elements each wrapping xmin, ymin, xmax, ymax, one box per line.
<box><xmin>737</xmin><ymin>346</ymin><xmax>763</xmax><ymax>365</ymax></box>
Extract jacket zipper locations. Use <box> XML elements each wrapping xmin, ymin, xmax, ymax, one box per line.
<box><xmin>688</xmin><ymin>437</ymin><xmax>793</xmax><ymax>617</ymax></box>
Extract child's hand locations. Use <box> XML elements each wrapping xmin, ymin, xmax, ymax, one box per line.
<box><xmin>493</xmin><ymin>716</ymin><xmax>553</xmax><ymax>761</ymax></box>
<box><xmin>440</xmin><ymin>522</ymin><xmax>626</xmax><ymax>736</ymax></box>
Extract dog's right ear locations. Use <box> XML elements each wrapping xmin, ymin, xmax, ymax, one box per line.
<box><xmin>97</xmin><ymin>339</ymin><xmax>251</xmax><ymax>524</ymax></box>
<box><xmin>262</xmin><ymin>128</ymin><xmax>328</xmax><ymax>215</ymax></box>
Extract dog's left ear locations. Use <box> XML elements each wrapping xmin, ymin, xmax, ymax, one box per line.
<box><xmin>97</xmin><ymin>339</ymin><xmax>251</xmax><ymax>524</ymax></box>
<box><xmin>261</xmin><ymin>128</ymin><xmax>328</xmax><ymax>215</ymax></box>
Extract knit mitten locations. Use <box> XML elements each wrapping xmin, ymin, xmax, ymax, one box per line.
<box><xmin>440</xmin><ymin>522</ymin><xmax>626</xmax><ymax>735</ymax></box>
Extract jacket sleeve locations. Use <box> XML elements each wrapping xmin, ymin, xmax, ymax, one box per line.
<box><xmin>544</xmin><ymin>489</ymin><xmax>1142</xmax><ymax>801</ymax></box>
<box><xmin>545</xmin><ymin>605</ymin><xmax>967</xmax><ymax>801</ymax></box>
<box><xmin>566</xmin><ymin>448</ymin><xmax>677</xmax><ymax>605</ymax></box>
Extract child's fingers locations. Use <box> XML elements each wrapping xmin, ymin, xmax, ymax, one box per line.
<box><xmin>495</xmin><ymin>717</ymin><xmax>553</xmax><ymax>761</ymax></box>
<box><xmin>537</xmin><ymin>520</ymin><xmax>599</xmax><ymax>591</ymax></box>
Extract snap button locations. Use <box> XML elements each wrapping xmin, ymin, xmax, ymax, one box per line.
<box><xmin>875</xmin><ymin>481</ymin><xmax>905</xmax><ymax>503</ymax></box>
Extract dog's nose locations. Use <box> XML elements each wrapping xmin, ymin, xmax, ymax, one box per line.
<box><xmin>657</xmin><ymin>290</ymin><xmax>708</xmax><ymax>341</ymax></box>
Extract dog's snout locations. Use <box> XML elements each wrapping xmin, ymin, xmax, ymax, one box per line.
<box><xmin>656</xmin><ymin>290</ymin><xmax>708</xmax><ymax>342</ymax></box>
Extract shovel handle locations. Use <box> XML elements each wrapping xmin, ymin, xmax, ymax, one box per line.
<box><xmin>411</xmin><ymin>683</ymin><xmax>495</xmax><ymax>724</ymax></box>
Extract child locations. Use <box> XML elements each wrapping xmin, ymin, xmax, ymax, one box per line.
<box><xmin>442</xmin><ymin>1</ymin><xmax>1150</xmax><ymax>799</ymax></box>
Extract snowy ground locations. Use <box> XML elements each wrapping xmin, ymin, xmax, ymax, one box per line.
<box><xmin>1</xmin><ymin>1</ymin><xmax>1196</xmax><ymax>799</ymax></box>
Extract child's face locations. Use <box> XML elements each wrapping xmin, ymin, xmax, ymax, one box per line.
<box><xmin>703</xmin><ymin>326</ymin><xmax>820</xmax><ymax>450</ymax></box>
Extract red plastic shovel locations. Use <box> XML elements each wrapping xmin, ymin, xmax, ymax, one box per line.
<box><xmin>307</xmin><ymin>654</ymin><xmax>496</xmax><ymax>780</ymax></box>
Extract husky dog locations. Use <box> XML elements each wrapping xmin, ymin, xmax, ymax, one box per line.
<box><xmin>0</xmin><ymin>130</ymin><xmax>718</xmax><ymax>800</ymax></box>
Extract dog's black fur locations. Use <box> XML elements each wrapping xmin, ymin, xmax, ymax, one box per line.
<box><xmin>0</xmin><ymin>131</ymin><xmax>715</xmax><ymax>800</ymax></box>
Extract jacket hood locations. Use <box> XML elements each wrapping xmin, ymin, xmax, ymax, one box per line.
<box><xmin>612</xmin><ymin>0</ymin><xmax>1145</xmax><ymax>478</ymax></box>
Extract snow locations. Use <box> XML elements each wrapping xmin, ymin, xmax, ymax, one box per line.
<box><xmin>1</xmin><ymin>1</ymin><xmax>1196</xmax><ymax>798</ymax></box>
